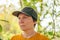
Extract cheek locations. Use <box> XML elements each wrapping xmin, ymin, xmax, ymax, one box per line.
<box><xmin>25</xmin><ymin>20</ymin><xmax>34</xmax><ymax>26</ymax></box>
<box><xmin>18</xmin><ymin>21</ymin><xmax>20</xmax><ymax>25</ymax></box>
<box><xmin>18</xmin><ymin>20</ymin><xmax>20</xmax><ymax>24</ymax></box>
<box><xmin>18</xmin><ymin>21</ymin><xmax>20</xmax><ymax>26</ymax></box>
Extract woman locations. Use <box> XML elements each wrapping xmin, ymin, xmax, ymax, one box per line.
<box><xmin>11</xmin><ymin>7</ymin><xmax>49</xmax><ymax>40</ymax></box>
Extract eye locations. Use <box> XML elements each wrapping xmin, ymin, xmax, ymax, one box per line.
<box><xmin>18</xmin><ymin>17</ymin><xmax>21</xmax><ymax>19</ymax></box>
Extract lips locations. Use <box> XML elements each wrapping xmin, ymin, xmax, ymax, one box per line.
<box><xmin>20</xmin><ymin>25</ymin><xmax>25</xmax><ymax>27</ymax></box>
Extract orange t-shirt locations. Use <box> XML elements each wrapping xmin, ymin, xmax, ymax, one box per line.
<box><xmin>11</xmin><ymin>33</ymin><xmax>49</xmax><ymax>40</ymax></box>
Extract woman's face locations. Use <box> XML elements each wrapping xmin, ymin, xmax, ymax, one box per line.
<box><xmin>18</xmin><ymin>13</ymin><xmax>36</xmax><ymax>31</ymax></box>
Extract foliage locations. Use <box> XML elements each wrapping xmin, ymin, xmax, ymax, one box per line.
<box><xmin>0</xmin><ymin>0</ymin><xmax>60</xmax><ymax>40</ymax></box>
<box><xmin>0</xmin><ymin>25</ymin><xmax>2</xmax><ymax>32</ymax></box>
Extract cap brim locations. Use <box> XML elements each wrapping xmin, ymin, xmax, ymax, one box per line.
<box><xmin>12</xmin><ymin>11</ymin><xmax>30</xmax><ymax>17</ymax></box>
<box><xmin>12</xmin><ymin>11</ymin><xmax>21</xmax><ymax>17</ymax></box>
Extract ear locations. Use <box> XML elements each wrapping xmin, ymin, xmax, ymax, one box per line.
<box><xmin>34</xmin><ymin>21</ymin><xmax>37</xmax><ymax>24</ymax></box>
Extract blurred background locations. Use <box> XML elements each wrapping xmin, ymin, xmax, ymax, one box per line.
<box><xmin>0</xmin><ymin>0</ymin><xmax>60</xmax><ymax>40</ymax></box>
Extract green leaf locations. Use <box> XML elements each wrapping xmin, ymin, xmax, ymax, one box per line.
<box><xmin>0</xmin><ymin>25</ymin><xmax>2</xmax><ymax>32</ymax></box>
<box><xmin>0</xmin><ymin>19</ymin><xmax>9</xmax><ymax>23</ymax></box>
<box><xmin>48</xmin><ymin>31</ymin><xmax>53</xmax><ymax>35</ymax></box>
<box><xmin>39</xmin><ymin>0</ymin><xmax>43</xmax><ymax>2</ymax></box>
<box><xmin>49</xmin><ymin>22</ymin><xmax>52</xmax><ymax>25</ymax></box>
<box><xmin>0</xmin><ymin>39</ymin><xmax>2</xmax><ymax>40</ymax></box>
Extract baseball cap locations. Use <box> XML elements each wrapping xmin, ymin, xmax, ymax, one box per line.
<box><xmin>12</xmin><ymin>7</ymin><xmax>37</xmax><ymax>21</ymax></box>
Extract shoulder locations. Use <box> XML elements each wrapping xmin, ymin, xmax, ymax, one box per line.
<box><xmin>11</xmin><ymin>34</ymin><xmax>21</xmax><ymax>40</ymax></box>
<box><xmin>36</xmin><ymin>33</ymin><xmax>49</xmax><ymax>40</ymax></box>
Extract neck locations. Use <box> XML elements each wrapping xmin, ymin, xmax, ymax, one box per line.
<box><xmin>22</xmin><ymin>29</ymin><xmax>36</xmax><ymax>38</ymax></box>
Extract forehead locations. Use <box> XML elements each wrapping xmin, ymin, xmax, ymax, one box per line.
<box><xmin>18</xmin><ymin>13</ymin><xmax>30</xmax><ymax>17</ymax></box>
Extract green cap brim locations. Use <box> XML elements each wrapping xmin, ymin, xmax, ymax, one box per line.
<box><xmin>12</xmin><ymin>11</ymin><xmax>30</xmax><ymax>17</ymax></box>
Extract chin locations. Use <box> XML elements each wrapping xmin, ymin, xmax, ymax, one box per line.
<box><xmin>21</xmin><ymin>27</ymin><xmax>26</xmax><ymax>30</ymax></box>
<box><xmin>21</xmin><ymin>28</ymin><xmax>29</xmax><ymax>31</ymax></box>
<box><xmin>21</xmin><ymin>29</ymin><xmax>27</xmax><ymax>31</ymax></box>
